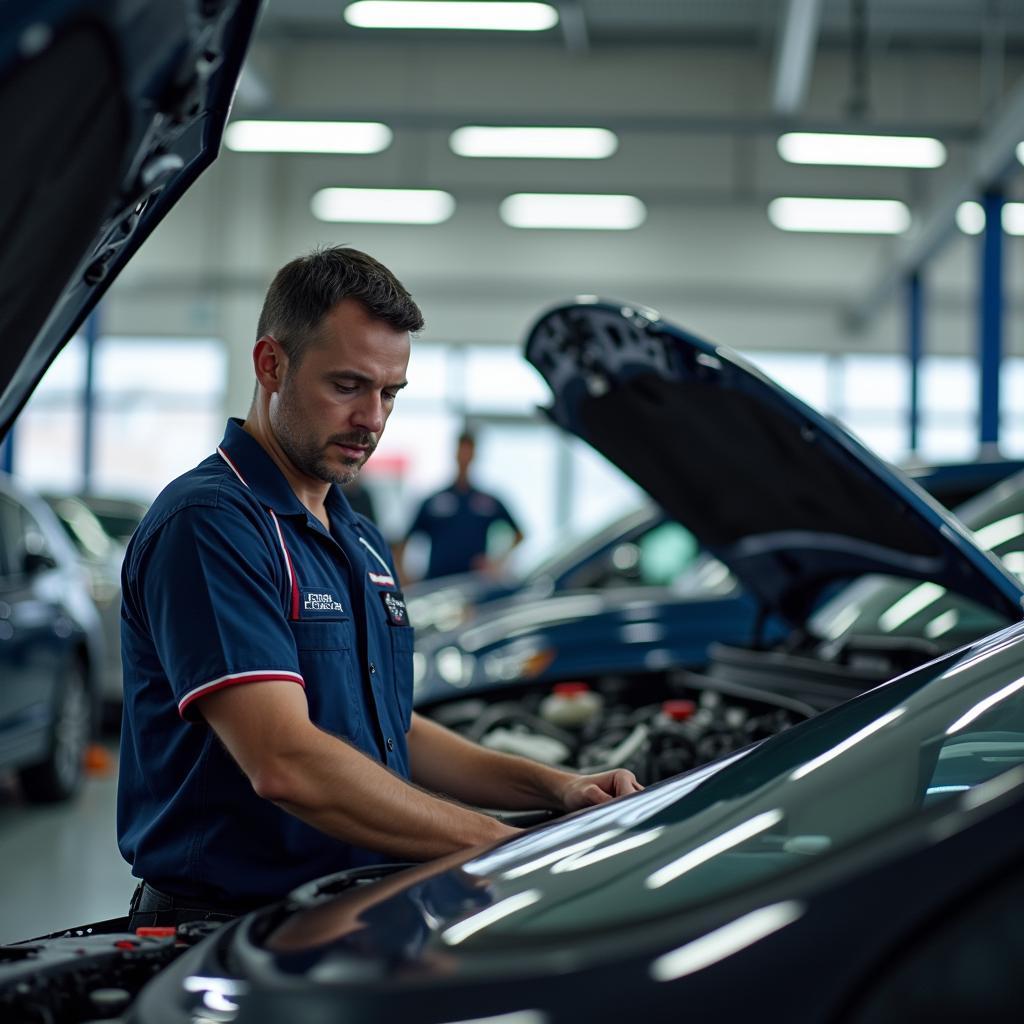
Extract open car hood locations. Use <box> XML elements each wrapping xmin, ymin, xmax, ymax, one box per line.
<box><xmin>0</xmin><ymin>0</ymin><xmax>262</xmax><ymax>437</ymax></box>
<box><xmin>525</xmin><ymin>299</ymin><xmax>1024</xmax><ymax>626</ymax></box>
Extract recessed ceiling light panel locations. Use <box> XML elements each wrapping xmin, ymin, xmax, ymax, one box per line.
<box><xmin>768</xmin><ymin>197</ymin><xmax>911</xmax><ymax>234</ymax></box>
<box><xmin>957</xmin><ymin>200</ymin><xmax>1024</xmax><ymax>236</ymax></box>
<box><xmin>450</xmin><ymin>126</ymin><xmax>618</xmax><ymax>159</ymax></box>
<box><xmin>312</xmin><ymin>187</ymin><xmax>455</xmax><ymax>224</ymax></box>
<box><xmin>344</xmin><ymin>1</ymin><xmax>558</xmax><ymax>31</ymax></box>
<box><xmin>500</xmin><ymin>193</ymin><xmax>646</xmax><ymax>230</ymax></box>
<box><xmin>226</xmin><ymin>120</ymin><xmax>392</xmax><ymax>154</ymax></box>
<box><xmin>778</xmin><ymin>133</ymin><xmax>946</xmax><ymax>168</ymax></box>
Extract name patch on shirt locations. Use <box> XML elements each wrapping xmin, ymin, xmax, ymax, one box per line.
<box><xmin>301</xmin><ymin>588</ymin><xmax>346</xmax><ymax>618</ymax></box>
<box><xmin>380</xmin><ymin>590</ymin><xmax>409</xmax><ymax>626</ymax></box>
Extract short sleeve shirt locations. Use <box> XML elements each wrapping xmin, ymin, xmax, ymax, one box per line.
<box><xmin>117</xmin><ymin>419</ymin><xmax>415</xmax><ymax>908</ymax></box>
<box><xmin>407</xmin><ymin>484</ymin><xmax>520</xmax><ymax>579</ymax></box>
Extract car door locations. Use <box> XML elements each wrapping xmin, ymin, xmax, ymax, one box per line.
<box><xmin>0</xmin><ymin>492</ymin><xmax>62</xmax><ymax>770</ymax></box>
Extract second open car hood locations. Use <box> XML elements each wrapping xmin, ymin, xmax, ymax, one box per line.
<box><xmin>524</xmin><ymin>299</ymin><xmax>1024</xmax><ymax>626</ymax></box>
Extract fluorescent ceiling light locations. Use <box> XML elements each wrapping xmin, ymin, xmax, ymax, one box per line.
<box><xmin>225</xmin><ymin>120</ymin><xmax>392</xmax><ymax>154</ymax></box>
<box><xmin>1005</xmin><ymin>204</ymin><xmax>1024</xmax><ymax>235</ymax></box>
<box><xmin>956</xmin><ymin>201</ymin><xmax>1024</xmax><ymax>235</ymax></box>
<box><xmin>344</xmin><ymin>1</ymin><xmax>558</xmax><ymax>31</ymax></box>
<box><xmin>500</xmin><ymin>193</ymin><xmax>646</xmax><ymax>230</ymax></box>
<box><xmin>450</xmin><ymin>126</ymin><xmax>618</xmax><ymax>159</ymax></box>
<box><xmin>768</xmin><ymin>197</ymin><xmax>911</xmax><ymax>234</ymax></box>
<box><xmin>956</xmin><ymin>201</ymin><xmax>986</xmax><ymax>235</ymax></box>
<box><xmin>778</xmin><ymin>132</ymin><xmax>946</xmax><ymax>168</ymax></box>
<box><xmin>311</xmin><ymin>187</ymin><xmax>455</xmax><ymax>224</ymax></box>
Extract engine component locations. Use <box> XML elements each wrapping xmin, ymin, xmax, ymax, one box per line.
<box><xmin>539</xmin><ymin>682</ymin><xmax>604</xmax><ymax>728</ymax></box>
<box><xmin>0</xmin><ymin>931</ymin><xmax>181</xmax><ymax>1024</ymax></box>
<box><xmin>426</xmin><ymin>678</ymin><xmax>809</xmax><ymax>785</ymax></box>
<box><xmin>481</xmin><ymin>727</ymin><xmax>572</xmax><ymax>765</ymax></box>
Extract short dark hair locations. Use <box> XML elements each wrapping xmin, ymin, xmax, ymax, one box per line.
<box><xmin>257</xmin><ymin>246</ymin><xmax>424</xmax><ymax>364</ymax></box>
<box><xmin>457</xmin><ymin>431</ymin><xmax>476</xmax><ymax>448</ymax></box>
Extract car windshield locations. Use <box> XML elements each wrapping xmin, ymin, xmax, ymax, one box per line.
<box><xmin>509</xmin><ymin>504</ymin><xmax>654</xmax><ymax>583</ymax></box>
<box><xmin>809</xmin><ymin>472</ymin><xmax>1024</xmax><ymax>649</ymax></box>
<box><xmin>460</xmin><ymin>621</ymin><xmax>1024</xmax><ymax>939</ymax></box>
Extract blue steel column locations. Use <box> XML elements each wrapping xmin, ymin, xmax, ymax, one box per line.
<box><xmin>979</xmin><ymin>191</ymin><xmax>1004</xmax><ymax>449</ymax></box>
<box><xmin>907</xmin><ymin>273</ymin><xmax>923</xmax><ymax>453</ymax></box>
<box><xmin>82</xmin><ymin>310</ymin><xmax>100</xmax><ymax>492</ymax></box>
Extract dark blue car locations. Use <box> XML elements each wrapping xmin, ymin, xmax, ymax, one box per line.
<box><xmin>0</xmin><ymin>473</ymin><xmax>104</xmax><ymax>802</ymax></box>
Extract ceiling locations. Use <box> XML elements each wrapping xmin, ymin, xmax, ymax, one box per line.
<box><xmin>256</xmin><ymin>1</ymin><xmax>1024</xmax><ymax>52</ymax></box>
<box><xmin>109</xmin><ymin>0</ymin><xmax>1024</xmax><ymax>405</ymax></box>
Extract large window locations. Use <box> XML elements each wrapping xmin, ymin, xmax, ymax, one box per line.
<box><xmin>14</xmin><ymin>335</ymin><xmax>227</xmax><ymax>501</ymax></box>
<box><xmin>8</xmin><ymin>333</ymin><xmax>1009</xmax><ymax>564</ymax></box>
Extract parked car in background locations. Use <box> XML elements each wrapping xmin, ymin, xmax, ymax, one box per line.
<box><xmin>43</xmin><ymin>494</ymin><xmax>125</xmax><ymax>713</ymax></box>
<box><xmin>0</xmin><ymin>475</ymin><xmax>104</xmax><ymax>802</ymax></box>
<box><xmin>405</xmin><ymin>458</ymin><xmax>1024</xmax><ymax>640</ymax></box>
<box><xmin>73</xmin><ymin>494</ymin><xmax>148</xmax><ymax>547</ymax></box>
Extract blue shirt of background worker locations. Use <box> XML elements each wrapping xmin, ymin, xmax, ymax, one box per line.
<box><xmin>401</xmin><ymin>432</ymin><xmax>524</xmax><ymax>580</ymax></box>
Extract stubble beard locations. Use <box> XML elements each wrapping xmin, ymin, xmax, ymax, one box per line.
<box><xmin>273</xmin><ymin>386</ymin><xmax>376</xmax><ymax>486</ymax></box>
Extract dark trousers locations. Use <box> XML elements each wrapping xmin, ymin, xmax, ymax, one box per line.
<box><xmin>127</xmin><ymin>882</ymin><xmax>240</xmax><ymax>931</ymax></box>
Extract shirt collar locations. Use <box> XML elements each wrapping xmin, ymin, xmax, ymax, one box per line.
<box><xmin>218</xmin><ymin>418</ymin><xmax>357</xmax><ymax>524</ymax></box>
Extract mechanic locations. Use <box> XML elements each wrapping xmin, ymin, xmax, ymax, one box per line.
<box><xmin>117</xmin><ymin>246</ymin><xmax>641</xmax><ymax>930</ymax></box>
<box><xmin>397</xmin><ymin>430</ymin><xmax>524</xmax><ymax>581</ymax></box>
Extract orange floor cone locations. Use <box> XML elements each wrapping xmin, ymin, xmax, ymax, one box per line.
<box><xmin>84</xmin><ymin>743</ymin><xmax>114</xmax><ymax>776</ymax></box>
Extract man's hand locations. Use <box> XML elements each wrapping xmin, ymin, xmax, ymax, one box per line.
<box><xmin>559</xmin><ymin>769</ymin><xmax>644</xmax><ymax>811</ymax></box>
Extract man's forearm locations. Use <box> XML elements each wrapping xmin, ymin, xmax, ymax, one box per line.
<box><xmin>200</xmin><ymin>683</ymin><xmax>517</xmax><ymax>861</ymax></box>
<box><xmin>408</xmin><ymin>712</ymin><xmax>573</xmax><ymax>811</ymax></box>
<box><xmin>258</xmin><ymin>725</ymin><xmax>517</xmax><ymax>860</ymax></box>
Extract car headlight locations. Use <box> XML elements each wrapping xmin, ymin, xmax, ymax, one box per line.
<box><xmin>407</xmin><ymin>590</ymin><xmax>471</xmax><ymax>633</ymax></box>
<box><xmin>481</xmin><ymin>641</ymin><xmax>555</xmax><ymax>682</ymax></box>
<box><xmin>435</xmin><ymin>646</ymin><xmax>477</xmax><ymax>687</ymax></box>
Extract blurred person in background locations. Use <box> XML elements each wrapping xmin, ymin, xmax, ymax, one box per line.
<box><xmin>397</xmin><ymin>430</ymin><xmax>523</xmax><ymax>582</ymax></box>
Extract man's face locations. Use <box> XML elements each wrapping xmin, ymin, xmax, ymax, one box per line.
<box><xmin>270</xmin><ymin>298</ymin><xmax>410</xmax><ymax>486</ymax></box>
<box><xmin>456</xmin><ymin>438</ymin><xmax>475</xmax><ymax>475</ymax></box>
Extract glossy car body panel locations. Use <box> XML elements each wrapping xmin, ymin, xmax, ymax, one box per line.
<box><xmin>132</xmin><ymin>617</ymin><xmax>1024</xmax><ymax>1022</ymax></box>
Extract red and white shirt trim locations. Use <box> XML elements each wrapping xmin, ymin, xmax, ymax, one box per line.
<box><xmin>217</xmin><ymin>446</ymin><xmax>301</xmax><ymax>620</ymax></box>
<box><xmin>359</xmin><ymin>536</ymin><xmax>396</xmax><ymax>587</ymax></box>
<box><xmin>178</xmin><ymin>669</ymin><xmax>305</xmax><ymax>718</ymax></box>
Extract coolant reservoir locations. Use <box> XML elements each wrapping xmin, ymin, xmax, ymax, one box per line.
<box><xmin>540</xmin><ymin>682</ymin><xmax>603</xmax><ymax>728</ymax></box>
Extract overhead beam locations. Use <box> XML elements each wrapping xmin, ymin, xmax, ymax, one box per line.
<box><xmin>556</xmin><ymin>0</ymin><xmax>589</xmax><ymax>53</ymax></box>
<box><xmin>846</xmin><ymin>75</ymin><xmax>1024</xmax><ymax>331</ymax></box>
<box><xmin>772</xmin><ymin>0</ymin><xmax>824</xmax><ymax>115</ymax></box>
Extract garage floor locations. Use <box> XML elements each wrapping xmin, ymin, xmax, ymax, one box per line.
<box><xmin>0</xmin><ymin>748</ymin><xmax>136</xmax><ymax>944</ymax></box>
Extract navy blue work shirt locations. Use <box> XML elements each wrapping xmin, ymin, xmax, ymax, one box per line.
<box><xmin>407</xmin><ymin>484</ymin><xmax>520</xmax><ymax>579</ymax></box>
<box><xmin>117</xmin><ymin>419</ymin><xmax>414</xmax><ymax>908</ymax></box>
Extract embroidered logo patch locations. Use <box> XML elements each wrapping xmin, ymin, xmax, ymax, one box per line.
<box><xmin>368</xmin><ymin>571</ymin><xmax>396</xmax><ymax>587</ymax></box>
<box><xmin>300</xmin><ymin>588</ymin><xmax>346</xmax><ymax>617</ymax></box>
<box><xmin>381</xmin><ymin>590</ymin><xmax>408</xmax><ymax>626</ymax></box>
